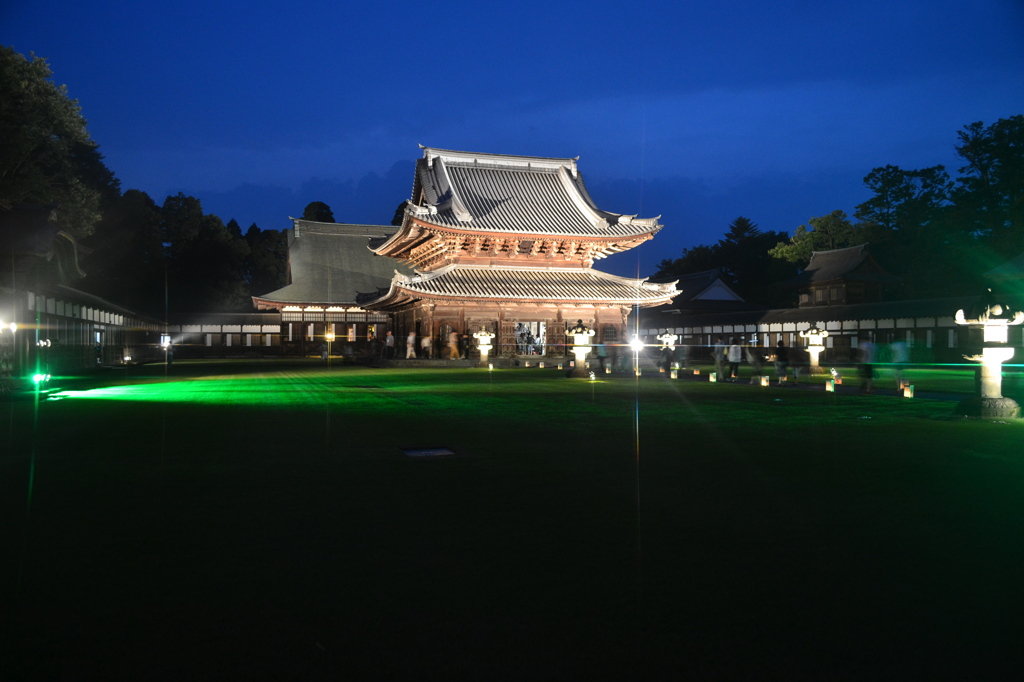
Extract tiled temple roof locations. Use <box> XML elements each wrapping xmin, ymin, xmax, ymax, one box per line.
<box><xmin>401</xmin><ymin>147</ymin><xmax>661</xmax><ymax>240</ymax></box>
<box><xmin>794</xmin><ymin>244</ymin><xmax>900</xmax><ymax>285</ymax></box>
<box><xmin>252</xmin><ymin>220</ymin><xmax>412</xmax><ymax>309</ymax></box>
<box><xmin>361</xmin><ymin>265</ymin><xmax>677</xmax><ymax>309</ymax></box>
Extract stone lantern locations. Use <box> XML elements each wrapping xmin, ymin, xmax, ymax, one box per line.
<box><xmin>799</xmin><ymin>326</ymin><xmax>829</xmax><ymax>372</ymax></box>
<box><xmin>324</xmin><ymin>329</ymin><xmax>335</xmax><ymax>367</ymax></box>
<box><xmin>954</xmin><ymin>289</ymin><xmax>1023</xmax><ymax>418</ymax></box>
<box><xmin>656</xmin><ymin>332</ymin><xmax>678</xmax><ymax>375</ymax></box>
<box><xmin>566</xmin><ymin>319</ymin><xmax>595</xmax><ymax>377</ymax></box>
<box><xmin>473</xmin><ymin>329</ymin><xmax>495</xmax><ymax>365</ymax></box>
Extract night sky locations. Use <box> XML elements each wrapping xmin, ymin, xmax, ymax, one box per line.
<box><xmin>3</xmin><ymin>0</ymin><xmax>1023</xmax><ymax>277</ymax></box>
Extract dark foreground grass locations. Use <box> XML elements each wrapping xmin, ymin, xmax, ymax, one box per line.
<box><xmin>2</xmin><ymin>361</ymin><xmax>1023</xmax><ymax>680</ymax></box>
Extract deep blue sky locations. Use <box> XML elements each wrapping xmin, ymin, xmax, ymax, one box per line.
<box><xmin>4</xmin><ymin>0</ymin><xmax>1023</xmax><ymax>277</ymax></box>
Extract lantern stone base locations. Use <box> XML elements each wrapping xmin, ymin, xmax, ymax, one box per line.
<box><xmin>955</xmin><ymin>396</ymin><xmax>1020</xmax><ymax>419</ymax></box>
<box><xmin>567</xmin><ymin>364</ymin><xmax>589</xmax><ymax>378</ymax></box>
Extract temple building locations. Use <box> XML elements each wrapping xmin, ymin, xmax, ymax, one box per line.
<box><xmin>361</xmin><ymin>146</ymin><xmax>678</xmax><ymax>357</ymax></box>
<box><xmin>793</xmin><ymin>244</ymin><xmax>899</xmax><ymax>307</ymax></box>
<box><xmin>252</xmin><ymin>221</ymin><xmax>408</xmax><ymax>355</ymax></box>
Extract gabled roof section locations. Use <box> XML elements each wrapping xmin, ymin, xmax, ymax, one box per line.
<box><xmin>361</xmin><ymin>264</ymin><xmax>678</xmax><ymax>311</ymax></box>
<box><xmin>796</xmin><ymin>244</ymin><xmax>899</xmax><ymax>285</ymax></box>
<box><xmin>252</xmin><ymin>220</ymin><xmax>413</xmax><ymax>309</ymax></box>
<box><xmin>401</xmin><ymin>146</ymin><xmax>662</xmax><ymax>240</ymax></box>
<box><xmin>671</xmin><ymin>269</ymin><xmax>745</xmax><ymax>302</ymax></box>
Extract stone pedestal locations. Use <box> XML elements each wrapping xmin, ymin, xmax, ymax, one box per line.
<box><xmin>956</xmin><ymin>396</ymin><xmax>1020</xmax><ymax>419</ymax></box>
<box><xmin>953</xmin><ymin>294</ymin><xmax>1023</xmax><ymax>419</ymax></box>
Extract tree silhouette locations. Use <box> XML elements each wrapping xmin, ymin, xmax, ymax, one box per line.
<box><xmin>654</xmin><ymin>217</ymin><xmax>795</xmax><ymax>307</ymax></box>
<box><xmin>301</xmin><ymin>201</ymin><xmax>335</xmax><ymax>223</ymax></box>
<box><xmin>0</xmin><ymin>46</ymin><xmax>116</xmax><ymax>238</ymax></box>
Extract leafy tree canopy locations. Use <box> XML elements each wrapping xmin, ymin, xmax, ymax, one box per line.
<box><xmin>79</xmin><ymin>189</ymin><xmax>165</xmax><ymax>314</ymax></box>
<box><xmin>952</xmin><ymin>115</ymin><xmax>1024</xmax><ymax>253</ymax></box>
<box><xmin>302</xmin><ymin>201</ymin><xmax>335</xmax><ymax>223</ymax></box>
<box><xmin>768</xmin><ymin>210</ymin><xmax>863</xmax><ymax>267</ymax></box>
<box><xmin>244</xmin><ymin>223</ymin><xmax>287</xmax><ymax>297</ymax></box>
<box><xmin>0</xmin><ymin>46</ymin><xmax>116</xmax><ymax>238</ymax></box>
<box><xmin>854</xmin><ymin>164</ymin><xmax>951</xmax><ymax>234</ymax></box>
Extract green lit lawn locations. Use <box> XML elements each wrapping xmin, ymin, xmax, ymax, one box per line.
<box><xmin>3</xmin><ymin>360</ymin><xmax>1024</xmax><ymax>679</ymax></box>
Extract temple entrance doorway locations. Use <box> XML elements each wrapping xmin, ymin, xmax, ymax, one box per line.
<box><xmin>438</xmin><ymin>322</ymin><xmax>460</xmax><ymax>359</ymax></box>
<box><xmin>514</xmin><ymin>321</ymin><xmax>546</xmax><ymax>355</ymax></box>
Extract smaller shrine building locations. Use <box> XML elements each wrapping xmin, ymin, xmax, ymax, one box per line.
<box><xmin>252</xmin><ymin>221</ymin><xmax>410</xmax><ymax>355</ymax></box>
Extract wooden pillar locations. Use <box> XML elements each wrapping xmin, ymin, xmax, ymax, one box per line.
<box><xmin>550</xmin><ymin>308</ymin><xmax>565</xmax><ymax>357</ymax></box>
<box><xmin>497</xmin><ymin>306</ymin><xmax>508</xmax><ymax>357</ymax></box>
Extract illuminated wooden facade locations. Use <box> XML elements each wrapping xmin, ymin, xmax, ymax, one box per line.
<box><xmin>363</xmin><ymin>147</ymin><xmax>678</xmax><ymax>357</ymax></box>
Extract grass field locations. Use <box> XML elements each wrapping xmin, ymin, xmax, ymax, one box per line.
<box><xmin>2</xmin><ymin>360</ymin><xmax>1023</xmax><ymax>680</ymax></box>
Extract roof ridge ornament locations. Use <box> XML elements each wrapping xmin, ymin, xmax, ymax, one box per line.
<box><xmin>408</xmin><ymin>203</ymin><xmax>436</xmax><ymax>216</ymax></box>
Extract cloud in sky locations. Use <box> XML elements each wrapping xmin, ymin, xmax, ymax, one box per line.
<box><xmin>4</xmin><ymin>0</ymin><xmax>1023</xmax><ymax>278</ymax></box>
<box><xmin>112</xmin><ymin>67</ymin><xmax>1019</xmax><ymax>189</ymax></box>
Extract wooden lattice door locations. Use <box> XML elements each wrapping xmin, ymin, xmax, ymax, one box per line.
<box><xmin>499</xmin><ymin>320</ymin><xmax>517</xmax><ymax>357</ymax></box>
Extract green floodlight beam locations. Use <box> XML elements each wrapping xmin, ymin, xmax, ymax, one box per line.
<box><xmin>45</xmin><ymin>373</ymin><xmax>439</xmax><ymax>413</ymax></box>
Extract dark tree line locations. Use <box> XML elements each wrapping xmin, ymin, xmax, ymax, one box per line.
<box><xmin>654</xmin><ymin>217</ymin><xmax>795</xmax><ymax>308</ymax></box>
<box><xmin>658</xmin><ymin>115</ymin><xmax>1024</xmax><ymax>304</ymax></box>
<box><xmin>79</xmin><ymin>190</ymin><xmax>289</xmax><ymax>315</ymax></box>
<box><xmin>2</xmin><ymin>46</ymin><xmax>289</xmax><ymax>316</ymax></box>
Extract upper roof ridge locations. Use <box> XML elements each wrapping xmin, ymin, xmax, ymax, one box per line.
<box><xmin>808</xmin><ymin>243</ymin><xmax>868</xmax><ymax>258</ymax></box>
<box><xmin>420</xmin><ymin>145</ymin><xmax>579</xmax><ymax>177</ymax></box>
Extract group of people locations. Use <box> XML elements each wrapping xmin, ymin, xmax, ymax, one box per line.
<box><xmin>317</xmin><ymin>330</ymin><xmax>469</xmax><ymax>362</ymax></box>
<box><xmin>711</xmin><ymin>336</ymin><xmax>810</xmax><ymax>384</ymax></box>
<box><xmin>854</xmin><ymin>338</ymin><xmax>906</xmax><ymax>393</ymax></box>
<box><xmin>374</xmin><ymin>330</ymin><xmax>469</xmax><ymax>360</ymax></box>
<box><xmin>708</xmin><ymin>335</ymin><xmax>908</xmax><ymax>389</ymax></box>
<box><xmin>770</xmin><ymin>339</ymin><xmax>811</xmax><ymax>384</ymax></box>
<box><xmin>516</xmin><ymin>330</ymin><xmax>542</xmax><ymax>355</ymax></box>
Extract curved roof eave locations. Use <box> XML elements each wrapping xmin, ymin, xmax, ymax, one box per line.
<box><xmin>362</xmin><ymin>264</ymin><xmax>678</xmax><ymax>310</ymax></box>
